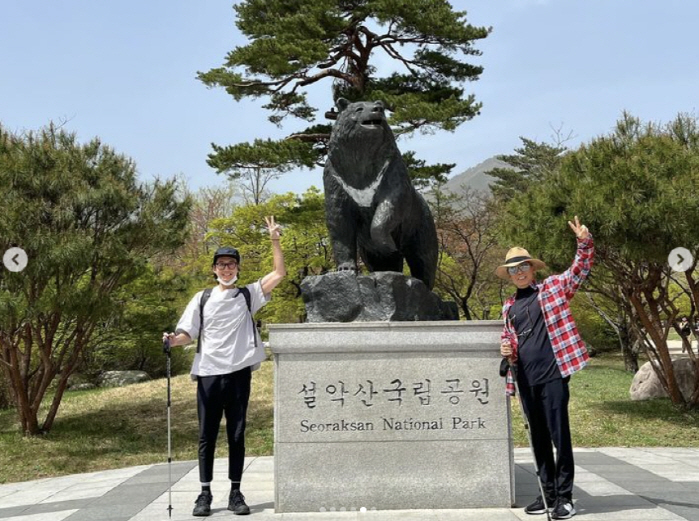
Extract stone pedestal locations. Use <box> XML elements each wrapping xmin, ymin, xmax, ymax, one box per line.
<box><xmin>269</xmin><ymin>321</ymin><xmax>514</xmax><ymax>513</ymax></box>
<box><xmin>301</xmin><ymin>272</ymin><xmax>459</xmax><ymax>322</ymax></box>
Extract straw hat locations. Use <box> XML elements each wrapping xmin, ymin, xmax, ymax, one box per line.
<box><xmin>495</xmin><ymin>247</ymin><xmax>547</xmax><ymax>280</ymax></box>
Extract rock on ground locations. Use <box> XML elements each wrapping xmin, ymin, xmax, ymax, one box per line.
<box><xmin>98</xmin><ymin>370</ymin><xmax>151</xmax><ymax>388</ymax></box>
<box><xmin>630</xmin><ymin>358</ymin><xmax>697</xmax><ymax>401</ymax></box>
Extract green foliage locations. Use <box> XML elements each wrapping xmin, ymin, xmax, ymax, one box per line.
<box><xmin>0</xmin><ymin>123</ymin><xmax>191</xmax><ymax>433</ymax></box>
<box><xmin>569</xmin><ymin>297</ymin><xmax>618</xmax><ymax>354</ymax></box>
<box><xmin>402</xmin><ymin>151</ymin><xmax>455</xmax><ymax>190</ymax></box>
<box><xmin>569</xmin><ymin>116</ymin><xmax>699</xmax><ymax>264</ymax></box>
<box><xmin>199</xmin><ymin>0</ymin><xmax>490</xmax><ymax>188</ymax></box>
<box><xmin>208</xmin><ymin>138</ymin><xmax>319</xmax><ymax>172</ymax></box>
<box><xmin>82</xmin><ymin>266</ymin><xmax>192</xmax><ymax>379</ymax></box>
<box><xmin>499</xmin><ymin>113</ymin><xmax>699</xmax><ymax>407</ymax></box>
<box><xmin>487</xmin><ymin>137</ymin><xmax>568</xmax><ymax>202</ymax></box>
<box><xmin>501</xmin><ymin>114</ymin><xmax>699</xmax><ymax>269</ymax></box>
<box><xmin>0</xmin><ymin>379</ymin><xmax>10</xmax><ymax>410</ymax></box>
<box><xmin>205</xmin><ymin>188</ymin><xmax>332</xmax><ymax>325</ymax></box>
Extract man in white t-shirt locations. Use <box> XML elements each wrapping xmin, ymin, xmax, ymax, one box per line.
<box><xmin>163</xmin><ymin>216</ymin><xmax>285</xmax><ymax>517</ymax></box>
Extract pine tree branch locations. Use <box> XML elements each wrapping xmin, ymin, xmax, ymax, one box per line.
<box><xmin>297</xmin><ymin>68</ymin><xmax>355</xmax><ymax>87</ymax></box>
<box><xmin>285</xmin><ymin>133</ymin><xmax>330</xmax><ymax>142</ymax></box>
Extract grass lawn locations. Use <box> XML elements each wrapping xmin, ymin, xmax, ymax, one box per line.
<box><xmin>567</xmin><ymin>355</ymin><xmax>699</xmax><ymax>446</ymax></box>
<box><xmin>0</xmin><ymin>362</ymin><xmax>273</xmax><ymax>485</ymax></box>
<box><xmin>1</xmin><ymin>353</ymin><xmax>698</xmax><ymax>484</ymax></box>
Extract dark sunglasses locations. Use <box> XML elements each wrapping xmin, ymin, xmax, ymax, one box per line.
<box><xmin>507</xmin><ymin>263</ymin><xmax>531</xmax><ymax>276</ymax></box>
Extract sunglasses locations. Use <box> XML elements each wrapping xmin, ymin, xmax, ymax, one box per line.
<box><xmin>507</xmin><ymin>263</ymin><xmax>531</xmax><ymax>276</ymax></box>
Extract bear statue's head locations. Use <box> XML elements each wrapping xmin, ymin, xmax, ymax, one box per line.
<box><xmin>329</xmin><ymin>98</ymin><xmax>395</xmax><ymax>149</ymax></box>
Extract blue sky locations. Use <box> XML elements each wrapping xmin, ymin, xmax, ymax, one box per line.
<box><xmin>1</xmin><ymin>1</ymin><xmax>697</xmax><ymax>195</ymax></box>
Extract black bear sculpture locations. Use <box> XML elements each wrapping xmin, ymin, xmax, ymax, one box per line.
<box><xmin>323</xmin><ymin>98</ymin><xmax>438</xmax><ymax>290</ymax></box>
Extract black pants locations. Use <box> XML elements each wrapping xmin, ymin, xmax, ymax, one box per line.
<box><xmin>518</xmin><ymin>377</ymin><xmax>574</xmax><ymax>501</ymax></box>
<box><xmin>196</xmin><ymin>367</ymin><xmax>252</xmax><ymax>485</ymax></box>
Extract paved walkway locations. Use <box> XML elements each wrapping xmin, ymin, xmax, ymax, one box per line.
<box><xmin>668</xmin><ymin>340</ymin><xmax>691</xmax><ymax>357</ymax></box>
<box><xmin>1</xmin><ymin>448</ymin><xmax>699</xmax><ymax>520</ymax></box>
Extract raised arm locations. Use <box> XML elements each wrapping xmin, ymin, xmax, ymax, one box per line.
<box><xmin>556</xmin><ymin>216</ymin><xmax>594</xmax><ymax>299</ymax></box>
<box><xmin>261</xmin><ymin>216</ymin><xmax>287</xmax><ymax>295</ymax></box>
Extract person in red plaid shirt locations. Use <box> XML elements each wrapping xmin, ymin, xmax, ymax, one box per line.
<box><xmin>498</xmin><ymin>216</ymin><xmax>593</xmax><ymax>520</ymax></box>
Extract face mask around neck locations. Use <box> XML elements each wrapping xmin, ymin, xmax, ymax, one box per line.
<box><xmin>217</xmin><ymin>275</ymin><xmax>238</xmax><ymax>287</ymax></box>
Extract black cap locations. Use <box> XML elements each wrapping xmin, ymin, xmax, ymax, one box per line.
<box><xmin>213</xmin><ymin>247</ymin><xmax>240</xmax><ymax>265</ymax></box>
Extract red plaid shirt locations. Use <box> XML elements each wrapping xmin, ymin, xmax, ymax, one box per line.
<box><xmin>501</xmin><ymin>235</ymin><xmax>594</xmax><ymax>395</ymax></box>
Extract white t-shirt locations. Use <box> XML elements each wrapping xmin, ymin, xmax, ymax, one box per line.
<box><xmin>175</xmin><ymin>281</ymin><xmax>270</xmax><ymax>377</ymax></box>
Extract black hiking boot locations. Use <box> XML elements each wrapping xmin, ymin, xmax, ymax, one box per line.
<box><xmin>228</xmin><ymin>489</ymin><xmax>250</xmax><ymax>515</ymax></box>
<box><xmin>193</xmin><ymin>491</ymin><xmax>213</xmax><ymax>516</ymax></box>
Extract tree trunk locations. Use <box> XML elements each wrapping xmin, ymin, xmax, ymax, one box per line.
<box><xmin>622</xmin><ymin>342</ymin><xmax>639</xmax><ymax>373</ymax></box>
<box><xmin>461</xmin><ymin>299</ymin><xmax>472</xmax><ymax>320</ymax></box>
<box><xmin>42</xmin><ymin>340</ymin><xmax>86</xmax><ymax>433</ymax></box>
<box><xmin>616</xmin><ymin>323</ymin><xmax>639</xmax><ymax>372</ymax></box>
<box><xmin>629</xmin><ymin>292</ymin><xmax>685</xmax><ymax>406</ymax></box>
<box><xmin>42</xmin><ymin>373</ymin><xmax>70</xmax><ymax>434</ymax></box>
<box><xmin>3</xmin><ymin>343</ymin><xmax>42</xmax><ymax>435</ymax></box>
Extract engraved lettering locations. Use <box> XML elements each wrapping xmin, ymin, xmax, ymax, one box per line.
<box><xmin>381</xmin><ymin>417</ymin><xmax>444</xmax><ymax>431</ymax></box>
<box><xmin>300</xmin><ymin>419</ymin><xmax>375</xmax><ymax>432</ymax></box>
<box><xmin>451</xmin><ymin>416</ymin><xmax>487</xmax><ymax>429</ymax></box>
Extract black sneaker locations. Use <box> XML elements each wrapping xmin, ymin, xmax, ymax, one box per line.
<box><xmin>193</xmin><ymin>491</ymin><xmax>213</xmax><ymax>517</ymax></box>
<box><xmin>228</xmin><ymin>489</ymin><xmax>250</xmax><ymax>515</ymax></box>
<box><xmin>524</xmin><ymin>495</ymin><xmax>553</xmax><ymax>515</ymax></box>
<box><xmin>551</xmin><ymin>497</ymin><xmax>576</xmax><ymax>519</ymax></box>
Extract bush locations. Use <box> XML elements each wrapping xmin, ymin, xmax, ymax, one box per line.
<box><xmin>80</xmin><ymin>342</ymin><xmax>193</xmax><ymax>380</ymax></box>
<box><xmin>571</xmin><ymin>297</ymin><xmax>618</xmax><ymax>354</ymax></box>
<box><xmin>0</xmin><ymin>376</ymin><xmax>12</xmax><ymax>410</ymax></box>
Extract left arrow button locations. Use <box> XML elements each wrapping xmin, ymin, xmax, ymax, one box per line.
<box><xmin>3</xmin><ymin>247</ymin><xmax>28</xmax><ymax>272</ymax></box>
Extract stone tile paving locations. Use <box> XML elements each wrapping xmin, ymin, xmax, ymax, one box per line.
<box><xmin>1</xmin><ymin>449</ymin><xmax>699</xmax><ymax>520</ymax></box>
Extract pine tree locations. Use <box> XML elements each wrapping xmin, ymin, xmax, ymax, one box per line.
<box><xmin>0</xmin><ymin>124</ymin><xmax>190</xmax><ymax>434</ymax></box>
<box><xmin>487</xmin><ymin>137</ymin><xmax>568</xmax><ymax>201</ymax></box>
<box><xmin>198</xmin><ymin>0</ymin><xmax>490</xmax><ymax>188</ymax></box>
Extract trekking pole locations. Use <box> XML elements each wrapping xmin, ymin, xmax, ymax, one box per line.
<box><xmin>163</xmin><ymin>338</ymin><xmax>173</xmax><ymax>519</ymax></box>
<box><xmin>508</xmin><ymin>360</ymin><xmax>552</xmax><ymax>521</ymax></box>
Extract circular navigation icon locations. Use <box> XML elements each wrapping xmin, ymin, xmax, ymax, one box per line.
<box><xmin>668</xmin><ymin>247</ymin><xmax>694</xmax><ymax>272</ymax></box>
<box><xmin>3</xmin><ymin>247</ymin><xmax>28</xmax><ymax>272</ymax></box>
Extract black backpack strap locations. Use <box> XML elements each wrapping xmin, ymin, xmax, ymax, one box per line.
<box><xmin>237</xmin><ymin>287</ymin><xmax>258</xmax><ymax>348</ymax></box>
<box><xmin>196</xmin><ymin>288</ymin><xmax>213</xmax><ymax>354</ymax></box>
<box><xmin>238</xmin><ymin>286</ymin><xmax>252</xmax><ymax>313</ymax></box>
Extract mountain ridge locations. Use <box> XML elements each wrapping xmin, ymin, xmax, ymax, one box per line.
<box><xmin>444</xmin><ymin>156</ymin><xmax>509</xmax><ymax>195</ymax></box>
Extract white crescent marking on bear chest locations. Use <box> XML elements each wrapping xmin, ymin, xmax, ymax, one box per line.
<box><xmin>331</xmin><ymin>159</ymin><xmax>390</xmax><ymax>208</ymax></box>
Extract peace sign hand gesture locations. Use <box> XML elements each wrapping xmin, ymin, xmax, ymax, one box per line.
<box><xmin>265</xmin><ymin>216</ymin><xmax>282</xmax><ymax>241</ymax></box>
<box><xmin>568</xmin><ymin>215</ymin><xmax>589</xmax><ymax>239</ymax></box>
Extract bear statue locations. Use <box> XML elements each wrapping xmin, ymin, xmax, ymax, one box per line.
<box><xmin>323</xmin><ymin>98</ymin><xmax>438</xmax><ymax>290</ymax></box>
